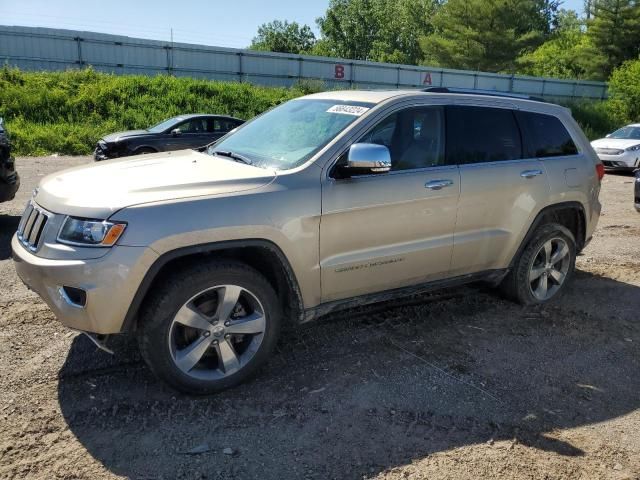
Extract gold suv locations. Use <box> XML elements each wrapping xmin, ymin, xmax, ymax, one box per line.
<box><xmin>13</xmin><ymin>89</ymin><xmax>603</xmax><ymax>394</ymax></box>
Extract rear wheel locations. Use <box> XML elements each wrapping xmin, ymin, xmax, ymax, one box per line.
<box><xmin>501</xmin><ymin>223</ymin><xmax>576</xmax><ymax>305</ymax></box>
<box><xmin>137</xmin><ymin>261</ymin><xmax>281</xmax><ymax>394</ymax></box>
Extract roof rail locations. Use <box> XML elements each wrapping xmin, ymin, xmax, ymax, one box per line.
<box><xmin>422</xmin><ymin>87</ymin><xmax>547</xmax><ymax>103</ymax></box>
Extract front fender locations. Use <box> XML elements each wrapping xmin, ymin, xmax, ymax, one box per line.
<box><xmin>109</xmin><ymin>171</ymin><xmax>323</xmax><ymax>319</ymax></box>
<box><xmin>119</xmin><ymin>238</ymin><xmax>304</xmax><ymax>332</ymax></box>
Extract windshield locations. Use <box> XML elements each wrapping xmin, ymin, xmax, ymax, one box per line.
<box><xmin>609</xmin><ymin>126</ymin><xmax>640</xmax><ymax>140</ymax></box>
<box><xmin>147</xmin><ymin>117</ymin><xmax>183</xmax><ymax>133</ymax></box>
<box><xmin>207</xmin><ymin>99</ymin><xmax>374</xmax><ymax>170</ymax></box>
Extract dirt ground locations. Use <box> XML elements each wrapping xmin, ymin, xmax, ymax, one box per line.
<box><xmin>1</xmin><ymin>156</ymin><xmax>639</xmax><ymax>480</ymax></box>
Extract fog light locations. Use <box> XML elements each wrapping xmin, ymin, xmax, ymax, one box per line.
<box><xmin>60</xmin><ymin>286</ymin><xmax>87</xmax><ymax>308</ymax></box>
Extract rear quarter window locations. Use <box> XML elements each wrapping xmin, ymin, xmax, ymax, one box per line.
<box><xmin>516</xmin><ymin>111</ymin><xmax>578</xmax><ymax>158</ymax></box>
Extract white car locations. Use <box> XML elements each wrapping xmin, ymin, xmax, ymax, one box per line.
<box><xmin>591</xmin><ymin>124</ymin><xmax>640</xmax><ymax>172</ymax></box>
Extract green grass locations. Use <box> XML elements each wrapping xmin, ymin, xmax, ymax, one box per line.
<box><xmin>0</xmin><ymin>66</ymin><xmax>618</xmax><ymax>155</ymax></box>
<box><xmin>0</xmin><ymin>67</ymin><xmax>311</xmax><ymax>156</ymax></box>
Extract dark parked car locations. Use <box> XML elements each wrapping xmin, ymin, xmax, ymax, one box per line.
<box><xmin>94</xmin><ymin>114</ymin><xmax>244</xmax><ymax>161</ymax></box>
<box><xmin>635</xmin><ymin>169</ymin><xmax>640</xmax><ymax>212</ymax></box>
<box><xmin>0</xmin><ymin>118</ymin><xmax>19</xmax><ymax>203</ymax></box>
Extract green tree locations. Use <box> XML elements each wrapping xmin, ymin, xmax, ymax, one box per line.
<box><xmin>249</xmin><ymin>20</ymin><xmax>317</xmax><ymax>54</ymax></box>
<box><xmin>316</xmin><ymin>0</ymin><xmax>439</xmax><ymax>64</ymax></box>
<box><xmin>420</xmin><ymin>0</ymin><xmax>550</xmax><ymax>72</ymax></box>
<box><xmin>586</xmin><ymin>0</ymin><xmax>640</xmax><ymax>78</ymax></box>
<box><xmin>517</xmin><ymin>10</ymin><xmax>606</xmax><ymax>79</ymax></box>
<box><xmin>607</xmin><ymin>59</ymin><xmax>640</xmax><ymax>125</ymax></box>
<box><xmin>316</xmin><ymin>0</ymin><xmax>379</xmax><ymax>60</ymax></box>
<box><xmin>534</xmin><ymin>0</ymin><xmax>563</xmax><ymax>33</ymax></box>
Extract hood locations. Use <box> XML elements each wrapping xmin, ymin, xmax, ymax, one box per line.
<box><xmin>35</xmin><ymin>149</ymin><xmax>276</xmax><ymax>219</ymax></box>
<box><xmin>591</xmin><ymin>138</ymin><xmax>640</xmax><ymax>150</ymax></box>
<box><xmin>101</xmin><ymin>130</ymin><xmax>150</xmax><ymax>143</ymax></box>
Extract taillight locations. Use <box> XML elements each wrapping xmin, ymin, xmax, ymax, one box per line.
<box><xmin>596</xmin><ymin>163</ymin><xmax>605</xmax><ymax>181</ymax></box>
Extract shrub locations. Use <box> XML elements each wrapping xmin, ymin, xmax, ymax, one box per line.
<box><xmin>562</xmin><ymin>99</ymin><xmax>617</xmax><ymax>140</ymax></box>
<box><xmin>607</xmin><ymin>59</ymin><xmax>640</xmax><ymax>126</ymax></box>
<box><xmin>0</xmin><ymin>66</ymin><xmax>625</xmax><ymax>153</ymax></box>
<box><xmin>0</xmin><ymin>67</ymin><xmax>306</xmax><ymax>155</ymax></box>
<box><xmin>292</xmin><ymin>78</ymin><xmax>326</xmax><ymax>95</ymax></box>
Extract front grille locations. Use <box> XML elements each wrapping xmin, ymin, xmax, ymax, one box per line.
<box><xmin>17</xmin><ymin>202</ymin><xmax>51</xmax><ymax>251</ymax></box>
<box><xmin>94</xmin><ymin>142</ymin><xmax>114</xmax><ymax>160</ymax></box>
<box><xmin>596</xmin><ymin>147</ymin><xmax>624</xmax><ymax>156</ymax></box>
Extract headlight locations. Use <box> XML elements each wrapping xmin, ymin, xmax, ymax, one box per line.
<box><xmin>626</xmin><ymin>144</ymin><xmax>640</xmax><ymax>151</ymax></box>
<box><xmin>98</xmin><ymin>140</ymin><xmax>108</xmax><ymax>149</ymax></box>
<box><xmin>57</xmin><ymin>217</ymin><xmax>126</xmax><ymax>247</ymax></box>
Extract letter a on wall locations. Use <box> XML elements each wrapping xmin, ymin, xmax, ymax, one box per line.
<box><xmin>423</xmin><ymin>73</ymin><xmax>432</xmax><ymax>85</ymax></box>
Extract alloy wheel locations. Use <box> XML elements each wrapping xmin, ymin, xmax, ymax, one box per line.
<box><xmin>168</xmin><ymin>285</ymin><xmax>266</xmax><ymax>380</ymax></box>
<box><xmin>528</xmin><ymin>237</ymin><xmax>571</xmax><ymax>301</ymax></box>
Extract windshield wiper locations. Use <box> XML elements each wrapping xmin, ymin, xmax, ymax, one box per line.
<box><xmin>212</xmin><ymin>150</ymin><xmax>253</xmax><ymax>165</ymax></box>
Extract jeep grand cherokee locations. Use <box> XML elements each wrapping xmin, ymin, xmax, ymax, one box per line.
<box><xmin>13</xmin><ymin>89</ymin><xmax>603</xmax><ymax>394</ymax></box>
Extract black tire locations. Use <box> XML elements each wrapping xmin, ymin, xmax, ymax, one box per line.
<box><xmin>137</xmin><ymin>261</ymin><xmax>282</xmax><ymax>394</ymax></box>
<box><xmin>500</xmin><ymin>223</ymin><xmax>576</xmax><ymax>305</ymax></box>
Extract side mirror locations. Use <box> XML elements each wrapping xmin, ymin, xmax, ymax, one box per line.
<box><xmin>171</xmin><ymin>128</ymin><xmax>182</xmax><ymax>136</ymax></box>
<box><xmin>345</xmin><ymin>143</ymin><xmax>391</xmax><ymax>173</ymax></box>
<box><xmin>605</xmin><ymin>133</ymin><xmax>611</xmax><ymax>138</ymax></box>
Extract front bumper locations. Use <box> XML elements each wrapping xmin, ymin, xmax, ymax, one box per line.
<box><xmin>12</xmin><ymin>234</ymin><xmax>159</xmax><ymax>334</ymax></box>
<box><xmin>0</xmin><ymin>171</ymin><xmax>19</xmax><ymax>202</ymax></box>
<box><xmin>94</xmin><ymin>143</ymin><xmax>125</xmax><ymax>161</ymax></box>
<box><xmin>93</xmin><ymin>146</ymin><xmax>112</xmax><ymax>161</ymax></box>
<box><xmin>597</xmin><ymin>152</ymin><xmax>640</xmax><ymax>171</ymax></box>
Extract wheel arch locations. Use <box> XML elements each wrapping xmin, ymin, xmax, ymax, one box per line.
<box><xmin>121</xmin><ymin>239</ymin><xmax>305</xmax><ymax>332</ymax></box>
<box><xmin>511</xmin><ymin>201</ymin><xmax>587</xmax><ymax>269</ymax></box>
<box><xmin>133</xmin><ymin>145</ymin><xmax>159</xmax><ymax>154</ymax></box>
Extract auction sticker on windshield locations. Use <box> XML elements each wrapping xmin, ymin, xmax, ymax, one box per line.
<box><xmin>327</xmin><ymin>105</ymin><xmax>370</xmax><ymax>116</ymax></box>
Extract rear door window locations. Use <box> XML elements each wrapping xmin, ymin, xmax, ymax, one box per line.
<box><xmin>446</xmin><ymin>106</ymin><xmax>522</xmax><ymax>165</ymax></box>
<box><xmin>209</xmin><ymin>118</ymin><xmax>238</xmax><ymax>133</ymax></box>
<box><xmin>516</xmin><ymin>111</ymin><xmax>578</xmax><ymax>158</ymax></box>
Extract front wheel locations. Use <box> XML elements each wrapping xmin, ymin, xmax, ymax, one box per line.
<box><xmin>501</xmin><ymin>223</ymin><xmax>576</xmax><ymax>305</ymax></box>
<box><xmin>135</xmin><ymin>147</ymin><xmax>157</xmax><ymax>155</ymax></box>
<box><xmin>137</xmin><ymin>261</ymin><xmax>282</xmax><ymax>394</ymax></box>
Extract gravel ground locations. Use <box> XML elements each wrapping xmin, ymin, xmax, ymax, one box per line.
<box><xmin>1</xmin><ymin>156</ymin><xmax>639</xmax><ymax>480</ymax></box>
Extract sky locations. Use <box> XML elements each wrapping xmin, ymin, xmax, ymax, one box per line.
<box><xmin>0</xmin><ymin>0</ymin><xmax>586</xmax><ymax>49</ymax></box>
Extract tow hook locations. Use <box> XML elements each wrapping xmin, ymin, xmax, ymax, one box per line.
<box><xmin>82</xmin><ymin>332</ymin><xmax>114</xmax><ymax>355</ymax></box>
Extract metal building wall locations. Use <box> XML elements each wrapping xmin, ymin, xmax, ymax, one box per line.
<box><xmin>0</xmin><ymin>25</ymin><xmax>608</xmax><ymax>99</ymax></box>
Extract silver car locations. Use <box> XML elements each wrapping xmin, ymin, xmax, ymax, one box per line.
<box><xmin>12</xmin><ymin>89</ymin><xmax>603</xmax><ymax>394</ymax></box>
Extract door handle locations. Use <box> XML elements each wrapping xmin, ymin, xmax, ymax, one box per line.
<box><xmin>520</xmin><ymin>169</ymin><xmax>543</xmax><ymax>178</ymax></box>
<box><xmin>425</xmin><ymin>179</ymin><xmax>454</xmax><ymax>190</ymax></box>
